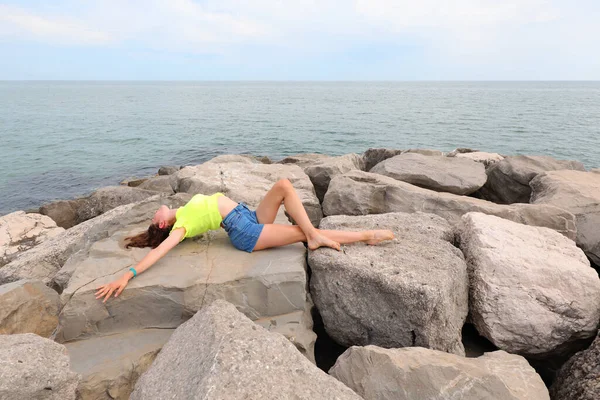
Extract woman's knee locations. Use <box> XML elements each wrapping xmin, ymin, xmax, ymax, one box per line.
<box><xmin>275</xmin><ymin>178</ymin><xmax>293</xmax><ymax>192</ymax></box>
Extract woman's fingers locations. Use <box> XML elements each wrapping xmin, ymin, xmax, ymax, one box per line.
<box><xmin>103</xmin><ymin>287</ymin><xmax>116</xmax><ymax>303</ymax></box>
<box><xmin>95</xmin><ymin>285</ymin><xmax>109</xmax><ymax>299</ymax></box>
<box><xmin>115</xmin><ymin>283</ymin><xmax>126</xmax><ymax>298</ymax></box>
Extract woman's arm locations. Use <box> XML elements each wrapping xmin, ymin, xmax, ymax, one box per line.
<box><xmin>95</xmin><ymin>228</ymin><xmax>186</xmax><ymax>303</ymax></box>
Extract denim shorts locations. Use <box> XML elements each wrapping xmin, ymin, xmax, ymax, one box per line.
<box><xmin>222</xmin><ymin>202</ymin><xmax>264</xmax><ymax>253</ymax></box>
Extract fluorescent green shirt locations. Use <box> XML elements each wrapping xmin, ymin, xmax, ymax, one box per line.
<box><xmin>170</xmin><ymin>193</ymin><xmax>224</xmax><ymax>241</ymax></box>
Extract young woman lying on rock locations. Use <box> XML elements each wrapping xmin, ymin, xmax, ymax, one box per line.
<box><xmin>95</xmin><ymin>179</ymin><xmax>394</xmax><ymax>302</ymax></box>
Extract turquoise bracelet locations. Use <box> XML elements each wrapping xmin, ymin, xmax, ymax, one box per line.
<box><xmin>129</xmin><ymin>267</ymin><xmax>137</xmax><ymax>278</ymax></box>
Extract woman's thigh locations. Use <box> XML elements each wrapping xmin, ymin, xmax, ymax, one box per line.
<box><xmin>253</xmin><ymin>224</ymin><xmax>306</xmax><ymax>251</ymax></box>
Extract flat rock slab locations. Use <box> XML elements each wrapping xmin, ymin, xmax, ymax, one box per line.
<box><xmin>330</xmin><ymin>345</ymin><xmax>549</xmax><ymax>400</ymax></box>
<box><xmin>479</xmin><ymin>155</ymin><xmax>585</xmax><ymax>204</ymax></box>
<box><xmin>550</xmin><ymin>333</ymin><xmax>600</xmax><ymax>400</ymax></box>
<box><xmin>0</xmin><ymin>193</ymin><xmax>186</xmax><ymax>286</ymax></box>
<box><xmin>0</xmin><ymin>211</ymin><xmax>64</xmax><ymax>267</ymax></box>
<box><xmin>309</xmin><ymin>212</ymin><xmax>468</xmax><ymax>355</ymax></box>
<box><xmin>55</xmin><ymin>210</ymin><xmax>311</xmax><ymax>347</ymax></box>
<box><xmin>65</xmin><ymin>329</ymin><xmax>174</xmax><ymax>400</ymax></box>
<box><xmin>171</xmin><ymin>155</ymin><xmax>322</xmax><ymax>226</ymax></box>
<box><xmin>531</xmin><ymin>170</ymin><xmax>600</xmax><ymax>265</ymax></box>
<box><xmin>0</xmin><ymin>279</ymin><xmax>60</xmax><ymax>336</ymax></box>
<box><xmin>459</xmin><ymin>212</ymin><xmax>600</xmax><ymax>358</ymax></box>
<box><xmin>323</xmin><ymin>170</ymin><xmax>576</xmax><ymax>239</ymax></box>
<box><xmin>0</xmin><ymin>333</ymin><xmax>80</xmax><ymax>400</ymax></box>
<box><xmin>130</xmin><ymin>300</ymin><xmax>361</xmax><ymax>400</ymax></box>
<box><xmin>370</xmin><ymin>152</ymin><xmax>487</xmax><ymax>195</ymax></box>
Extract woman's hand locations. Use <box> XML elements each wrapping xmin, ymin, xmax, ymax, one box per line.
<box><xmin>95</xmin><ymin>276</ymin><xmax>130</xmax><ymax>303</ymax></box>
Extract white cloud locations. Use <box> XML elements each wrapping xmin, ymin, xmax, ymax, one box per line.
<box><xmin>0</xmin><ymin>0</ymin><xmax>598</xmax><ymax>78</ymax></box>
<box><xmin>0</xmin><ymin>5</ymin><xmax>112</xmax><ymax>45</ymax></box>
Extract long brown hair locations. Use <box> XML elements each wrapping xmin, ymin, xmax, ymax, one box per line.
<box><xmin>125</xmin><ymin>224</ymin><xmax>174</xmax><ymax>249</ymax></box>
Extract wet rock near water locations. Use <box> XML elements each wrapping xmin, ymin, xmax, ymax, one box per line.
<box><xmin>330</xmin><ymin>345</ymin><xmax>549</xmax><ymax>400</ymax></box>
<box><xmin>130</xmin><ymin>300</ymin><xmax>361</xmax><ymax>400</ymax></box>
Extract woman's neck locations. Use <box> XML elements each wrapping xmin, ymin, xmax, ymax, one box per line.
<box><xmin>168</xmin><ymin>208</ymin><xmax>179</xmax><ymax>225</ymax></box>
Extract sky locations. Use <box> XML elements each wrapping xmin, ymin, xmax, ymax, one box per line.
<box><xmin>1</xmin><ymin>0</ymin><xmax>599</xmax><ymax>80</ymax></box>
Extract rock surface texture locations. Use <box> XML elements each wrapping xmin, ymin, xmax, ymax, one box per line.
<box><xmin>455</xmin><ymin>151</ymin><xmax>505</xmax><ymax>167</ymax></box>
<box><xmin>309</xmin><ymin>212</ymin><xmax>468</xmax><ymax>355</ymax></box>
<box><xmin>130</xmin><ymin>300</ymin><xmax>361</xmax><ymax>400</ymax></box>
<box><xmin>330</xmin><ymin>346</ymin><xmax>549</xmax><ymax>400</ymax></box>
<box><xmin>550</xmin><ymin>333</ymin><xmax>600</xmax><ymax>400</ymax></box>
<box><xmin>39</xmin><ymin>186</ymin><xmax>160</xmax><ymax>229</ymax></box>
<box><xmin>0</xmin><ymin>211</ymin><xmax>64</xmax><ymax>267</ymax></box>
<box><xmin>531</xmin><ymin>170</ymin><xmax>600</xmax><ymax>265</ymax></box>
<box><xmin>0</xmin><ymin>279</ymin><xmax>60</xmax><ymax>336</ymax></box>
<box><xmin>171</xmin><ymin>155</ymin><xmax>323</xmax><ymax>226</ymax></box>
<box><xmin>370</xmin><ymin>152</ymin><xmax>487</xmax><ymax>195</ymax></box>
<box><xmin>479</xmin><ymin>155</ymin><xmax>585</xmax><ymax>204</ymax></box>
<box><xmin>0</xmin><ymin>333</ymin><xmax>80</xmax><ymax>400</ymax></box>
<box><xmin>54</xmin><ymin>207</ymin><xmax>315</xmax><ymax>360</ymax></box>
<box><xmin>0</xmin><ymin>193</ymin><xmax>179</xmax><ymax>285</ymax></box>
<box><xmin>459</xmin><ymin>212</ymin><xmax>600</xmax><ymax>357</ymax></box>
<box><xmin>302</xmin><ymin>153</ymin><xmax>365</xmax><ymax>202</ymax></box>
<box><xmin>323</xmin><ymin>170</ymin><xmax>576</xmax><ymax>239</ymax></box>
<box><xmin>66</xmin><ymin>329</ymin><xmax>173</xmax><ymax>400</ymax></box>
<box><xmin>362</xmin><ymin>148</ymin><xmax>404</xmax><ymax>171</ymax></box>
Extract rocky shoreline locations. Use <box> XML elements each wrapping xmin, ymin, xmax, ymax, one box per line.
<box><xmin>1</xmin><ymin>148</ymin><xmax>599</xmax><ymax>399</ymax></box>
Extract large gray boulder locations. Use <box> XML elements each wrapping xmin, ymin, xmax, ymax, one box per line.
<box><xmin>54</xmin><ymin>209</ymin><xmax>315</xmax><ymax>361</ymax></box>
<box><xmin>478</xmin><ymin>155</ymin><xmax>585</xmax><ymax>204</ymax></box>
<box><xmin>0</xmin><ymin>333</ymin><xmax>80</xmax><ymax>400</ymax></box>
<box><xmin>323</xmin><ymin>170</ymin><xmax>576</xmax><ymax>239</ymax></box>
<box><xmin>130</xmin><ymin>300</ymin><xmax>361</xmax><ymax>400</ymax></box>
<box><xmin>0</xmin><ymin>279</ymin><xmax>60</xmax><ymax>336</ymax></box>
<box><xmin>172</xmin><ymin>155</ymin><xmax>322</xmax><ymax>226</ymax></box>
<box><xmin>137</xmin><ymin>175</ymin><xmax>175</xmax><ymax>193</ymax></box>
<box><xmin>459</xmin><ymin>212</ymin><xmax>600</xmax><ymax>358</ymax></box>
<box><xmin>66</xmin><ymin>329</ymin><xmax>173</xmax><ymax>400</ymax></box>
<box><xmin>309</xmin><ymin>212</ymin><xmax>468</xmax><ymax>355</ymax></box>
<box><xmin>362</xmin><ymin>148</ymin><xmax>403</xmax><ymax>171</ymax></box>
<box><xmin>39</xmin><ymin>186</ymin><xmax>160</xmax><ymax>229</ymax></box>
<box><xmin>370</xmin><ymin>152</ymin><xmax>487</xmax><ymax>195</ymax></box>
<box><xmin>301</xmin><ymin>153</ymin><xmax>365</xmax><ymax>203</ymax></box>
<box><xmin>550</xmin><ymin>333</ymin><xmax>600</xmax><ymax>400</ymax></box>
<box><xmin>0</xmin><ymin>211</ymin><xmax>64</xmax><ymax>267</ymax></box>
<box><xmin>531</xmin><ymin>170</ymin><xmax>600</xmax><ymax>265</ymax></box>
<box><xmin>330</xmin><ymin>345</ymin><xmax>549</xmax><ymax>400</ymax></box>
<box><xmin>0</xmin><ymin>193</ymin><xmax>181</xmax><ymax>286</ymax></box>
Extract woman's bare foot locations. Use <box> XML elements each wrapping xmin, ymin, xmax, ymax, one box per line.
<box><xmin>365</xmin><ymin>230</ymin><xmax>395</xmax><ymax>245</ymax></box>
<box><xmin>308</xmin><ymin>234</ymin><xmax>341</xmax><ymax>251</ymax></box>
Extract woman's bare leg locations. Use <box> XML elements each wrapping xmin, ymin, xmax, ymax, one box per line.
<box><xmin>253</xmin><ymin>224</ymin><xmax>394</xmax><ymax>251</ymax></box>
<box><xmin>255</xmin><ymin>179</ymin><xmax>340</xmax><ymax>250</ymax></box>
